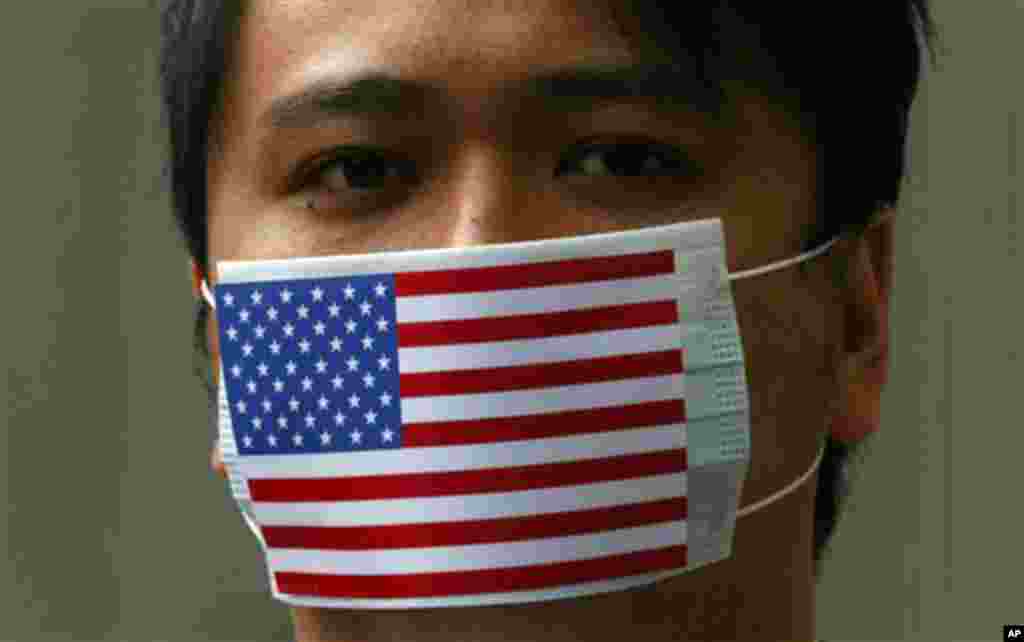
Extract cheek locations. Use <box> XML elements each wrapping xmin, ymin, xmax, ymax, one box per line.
<box><xmin>734</xmin><ymin>277</ymin><xmax>842</xmax><ymax>435</ymax></box>
<box><xmin>730</xmin><ymin>279</ymin><xmax>842</xmax><ymax>496</ymax></box>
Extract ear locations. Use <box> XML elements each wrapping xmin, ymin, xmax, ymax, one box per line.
<box><xmin>830</xmin><ymin>208</ymin><xmax>893</xmax><ymax>443</ymax></box>
<box><xmin>190</xmin><ymin>258</ymin><xmax>228</xmax><ymax>477</ymax></box>
<box><xmin>190</xmin><ymin>258</ymin><xmax>205</xmax><ymax>302</ymax></box>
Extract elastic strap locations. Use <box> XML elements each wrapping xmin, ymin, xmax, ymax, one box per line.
<box><xmin>728</xmin><ymin>237</ymin><xmax>839</xmax><ymax>281</ymax></box>
<box><xmin>737</xmin><ymin>441</ymin><xmax>825</xmax><ymax>518</ymax></box>
<box><xmin>728</xmin><ymin>208</ymin><xmax>895</xmax><ymax>281</ymax></box>
<box><xmin>201</xmin><ymin>278</ymin><xmax>216</xmax><ymax>309</ymax></box>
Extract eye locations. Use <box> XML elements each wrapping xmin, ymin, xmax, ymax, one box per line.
<box><xmin>555</xmin><ymin>141</ymin><xmax>700</xmax><ymax>179</ymax></box>
<box><xmin>292</xmin><ymin>148</ymin><xmax>418</xmax><ymax>216</ymax></box>
<box><xmin>304</xmin><ymin>148</ymin><xmax>415</xmax><ymax>193</ymax></box>
<box><xmin>293</xmin><ymin>141</ymin><xmax>701</xmax><ymax>216</ymax></box>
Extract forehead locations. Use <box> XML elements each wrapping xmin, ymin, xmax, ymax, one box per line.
<box><xmin>228</xmin><ymin>0</ymin><xmax>653</xmax><ymax>123</ymax></box>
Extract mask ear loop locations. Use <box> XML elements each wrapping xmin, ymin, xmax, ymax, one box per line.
<box><xmin>728</xmin><ymin>208</ymin><xmax>896</xmax><ymax>282</ymax></box>
<box><xmin>200</xmin><ymin>279</ymin><xmax>217</xmax><ymax>310</ymax></box>
<box><xmin>726</xmin><ymin>227</ymin><xmax>836</xmax><ymax>516</ymax></box>
<box><xmin>200</xmin><ymin>280</ymin><xmax>267</xmax><ymax>547</ymax></box>
<box><xmin>736</xmin><ymin>439</ymin><xmax>826</xmax><ymax>518</ymax></box>
<box><xmin>729</xmin><ymin>209</ymin><xmax>897</xmax><ymax>515</ymax></box>
<box><xmin>728</xmin><ymin>236</ymin><xmax>839</xmax><ymax>281</ymax></box>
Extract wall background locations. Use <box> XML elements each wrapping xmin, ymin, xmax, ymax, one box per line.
<box><xmin>1</xmin><ymin>1</ymin><xmax>1018</xmax><ymax>640</ymax></box>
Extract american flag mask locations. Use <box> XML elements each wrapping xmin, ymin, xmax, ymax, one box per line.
<box><xmin>200</xmin><ymin>218</ymin><xmax>831</xmax><ymax>609</ymax></box>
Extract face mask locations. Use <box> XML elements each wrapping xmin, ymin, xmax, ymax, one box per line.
<box><xmin>201</xmin><ymin>218</ymin><xmax>833</xmax><ymax>609</ymax></box>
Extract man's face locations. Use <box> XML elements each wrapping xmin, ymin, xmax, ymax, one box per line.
<box><xmin>201</xmin><ymin>0</ymin><xmax>888</xmax><ymax>636</ymax></box>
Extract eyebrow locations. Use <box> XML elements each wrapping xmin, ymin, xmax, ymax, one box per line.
<box><xmin>264</xmin><ymin>62</ymin><xmax>723</xmax><ymax>129</ymax></box>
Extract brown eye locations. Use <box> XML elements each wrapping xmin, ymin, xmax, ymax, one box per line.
<box><xmin>294</xmin><ymin>148</ymin><xmax>418</xmax><ymax>216</ymax></box>
<box><xmin>555</xmin><ymin>142</ymin><xmax>700</xmax><ymax>178</ymax></box>
<box><xmin>315</xmin><ymin>149</ymin><xmax>414</xmax><ymax>192</ymax></box>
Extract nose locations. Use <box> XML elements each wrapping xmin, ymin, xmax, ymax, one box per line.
<box><xmin>442</xmin><ymin>140</ymin><xmax>585</xmax><ymax>249</ymax></box>
<box><xmin>445</xmin><ymin>141</ymin><xmax>534</xmax><ymax>248</ymax></box>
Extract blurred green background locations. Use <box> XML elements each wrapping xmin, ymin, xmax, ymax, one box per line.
<box><xmin>1</xmin><ymin>1</ymin><xmax>1019</xmax><ymax>640</ymax></box>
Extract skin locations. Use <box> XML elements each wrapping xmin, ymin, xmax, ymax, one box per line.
<box><xmin>190</xmin><ymin>0</ymin><xmax>892</xmax><ymax>639</ymax></box>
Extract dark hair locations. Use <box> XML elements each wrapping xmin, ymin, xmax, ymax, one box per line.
<box><xmin>160</xmin><ymin>0</ymin><xmax>937</xmax><ymax>571</ymax></box>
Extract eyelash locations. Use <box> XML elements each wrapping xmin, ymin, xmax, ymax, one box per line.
<box><xmin>294</xmin><ymin>141</ymin><xmax>700</xmax><ymax>208</ymax></box>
